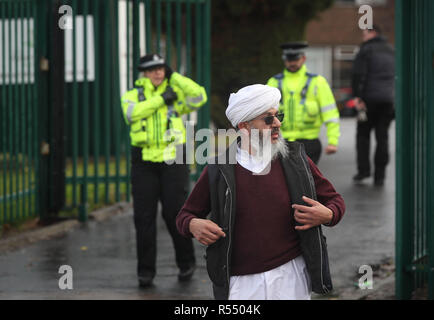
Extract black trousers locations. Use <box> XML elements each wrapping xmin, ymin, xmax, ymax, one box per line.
<box><xmin>131</xmin><ymin>147</ymin><xmax>195</xmax><ymax>278</ymax></box>
<box><xmin>297</xmin><ymin>139</ymin><xmax>322</xmax><ymax>165</ymax></box>
<box><xmin>356</xmin><ymin>103</ymin><xmax>394</xmax><ymax>181</ymax></box>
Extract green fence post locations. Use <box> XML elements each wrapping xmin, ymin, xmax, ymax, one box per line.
<box><xmin>93</xmin><ymin>0</ymin><xmax>101</xmax><ymax>204</ymax></box>
<box><xmin>145</xmin><ymin>0</ymin><xmax>151</xmax><ymax>54</ymax></box>
<box><xmin>79</xmin><ymin>183</ymin><xmax>87</xmax><ymax>222</ymax></box>
<box><xmin>427</xmin><ymin>0</ymin><xmax>434</xmax><ymax>301</ymax></box>
<box><xmin>103</xmin><ymin>1</ymin><xmax>111</xmax><ymax>204</ymax></box>
<box><xmin>165</xmin><ymin>0</ymin><xmax>171</xmax><ymax>65</ymax></box>
<box><xmin>113</xmin><ymin>0</ymin><xmax>121</xmax><ymax>202</ymax></box>
<box><xmin>82</xmin><ymin>0</ymin><xmax>89</xmax><ymax>214</ymax></box>
<box><xmin>1</xmin><ymin>2</ymin><xmax>7</xmax><ymax>223</ymax></box>
<box><xmin>175</xmin><ymin>0</ymin><xmax>181</xmax><ymax>70</ymax></box>
<box><xmin>395</xmin><ymin>0</ymin><xmax>414</xmax><ymax>300</ymax></box>
<box><xmin>155</xmin><ymin>0</ymin><xmax>161</xmax><ymax>55</ymax></box>
<box><xmin>20</xmin><ymin>1</ymin><xmax>25</xmax><ymax>219</ymax></box>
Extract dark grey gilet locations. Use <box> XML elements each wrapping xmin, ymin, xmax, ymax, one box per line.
<box><xmin>206</xmin><ymin>140</ymin><xmax>332</xmax><ymax>300</ymax></box>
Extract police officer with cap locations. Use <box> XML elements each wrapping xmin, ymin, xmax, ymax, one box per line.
<box><xmin>267</xmin><ymin>42</ymin><xmax>341</xmax><ymax>164</ymax></box>
<box><xmin>121</xmin><ymin>54</ymin><xmax>207</xmax><ymax>287</ymax></box>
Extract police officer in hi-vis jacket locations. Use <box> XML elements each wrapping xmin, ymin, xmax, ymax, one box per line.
<box><xmin>267</xmin><ymin>42</ymin><xmax>340</xmax><ymax>164</ymax></box>
<box><xmin>121</xmin><ymin>54</ymin><xmax>207</xmax><ymax>287</ymax></box>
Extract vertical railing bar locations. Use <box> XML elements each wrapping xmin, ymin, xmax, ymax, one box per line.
<box><xmin>126</xmin><ymin>0</ymin><xmax>130</xmax><ymax>90</ymax></box>
<box><xmin>185</xmin><ymin>0</ymin><xmax>191</xmax><ymax>77</ymax></box>
<box><xmin>166</xmin><ymin>0</ymin><xmax>171</xmax><ymax>65</ymax></box>
<box><xmin>1</xmin><ymin>2</ymin><xmax>7</xmax><ymax>223</ymax></box>
<box><xmin>20</xmin><ymin>1</ymin><xmax>26</xmax><ymax>220</ymax></box>
<box><xmin>113</xmin><ymin>0</ymin><xmax>120</xmax><ymax>202</ymax></box>
<box><xmin>93</xmin><ymin>0</ymin><xmax>100</xmax><ymax>204</ymax></box>
<box><xmin>145</xmin><ymin>0</ymin><xmax>151</xmax><ymax>54</ymax></box>
<box><xmin>124</xmin><ymin>0</ymin><xmax>132</xmax><ymax>202</ymax></box>
<box><xmin>26</xmin><ymin>2</ymin><xmax>32</xmax><ymax>217</ymax></box>
<box><xmin>411</xmin><ymin>1</ymin><xmax>418</xmax><ymax>291</ymax></box>
<box><xmin>428</xmin><ymin>0</ymin><xmax>434</xmax><ymax>300</ymax></box>
<box><xmin>32</xmin><ymin>0</ymin><xmax>39</xmax><ymax>220</ymax></box>
<box><xmin>417</xmin><ymin>3</ymin><xmax>421</xmax><ymax>266</ymax></box>
<box><xmin>7</xmin><ymin>0</ymin><xmax>13</xmax><ymax>223</ymax></box>
<box><xmin>81</xmin><ymin>0</ymin><xmax>89</xmax><ymax>220</ymax></box>
<box><xmin>132</xmin><ymin>0</ymin><xmax>139</xmax><ymax>82</ymax></box>
<box><xmin>156</xmin><ymin>0</ymin><xmax>161</xmax><ymax>55</ymax></box>
<box><xmin>71</xmin><ymin>0</ymin><xmax>78</xmax><ymax>207</ymax></box>
<box><xmin>202</xmin><ymin>0</ymin><xmax>210</xmax><ymax>129</ymax></box>
<box><xmin>421</xmin><ymin>1</ymin><xmax>428</xmax><ymax>285</ymax></box>
<box><xmin>104</xmin><ymin>2</ymin><xmax>111</xmax><ymax>204</ymax></box>
<box><xmin>423</xmin><ymin>0</ymin><xmax>428</xmax><ymax>262</ymax></box>
<box><xmin>14</xmin><ymin>1</ymin><xmax>20</xmax><ymax>221</ymax></box>
<box><xmin>413</xmin><ymin>0</ymin><xmax>418</xmax><ymax>290</ymax></box>
<box><xmin>196</xmin><ymin>0</ymin><xmax>202</xmax><ymax>83</ymax></box>
<box><xmin>423</xmin><ymin>1</ymin><xmax>434</xmax><ymax>299</ymax></box>
<box><xmin>125</xmin><ymin>0</ymin><xmax>135</xmax><ymax>202</ymax></box>
<box><xmin>413</xmin><ymin>3</ymin><xmax>418</xmax><ymax>266</ymax></box>
<box><xmin>128</xmin><ymin>0</ymin><xmax>139</xmax><ymax>201</ymax></box>
<box><xmin>175</xmin><ymin>0</ymin><xmax>181</xmax><ymax>71</ymax></box>
<box><xmin>395</xmin><ymin>0</ymin><xmax>414</xmax><ymax>299</ymax></box>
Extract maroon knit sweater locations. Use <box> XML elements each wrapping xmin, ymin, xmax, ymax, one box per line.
<box><xmin>176</xmin><ymin>157</ymin><xmax>345</xmax><ymax>276</ymax></box>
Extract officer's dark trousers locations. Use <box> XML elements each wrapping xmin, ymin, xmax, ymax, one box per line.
<box><xmin>297</xmin><ymin>138</ymin><xmax>322</xmax><ymax>165</ymax></box>
<box><xmin>356</xmin><ymin>103</ymin><xmax>394</xmax><ymax>181</ymax></box>
<box><xmin>131</xmin><ymin>147</ymin><xmax>195</xmax><ymax>278</ymax></box>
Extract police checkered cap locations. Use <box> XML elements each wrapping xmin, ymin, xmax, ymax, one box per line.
<box><xmin>138</xmin><ymin>54</ymin><xmax>166</xmax><ymax>71</ymax></box>
<box><xmin>280</xmin><ymin>41</ymin><xmax>308</xmax><ymax>60</ymax></box>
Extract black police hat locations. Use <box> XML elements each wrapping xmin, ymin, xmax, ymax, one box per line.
<box><xmin>137</xmin><ymin>54</ymin><xmax>166</xmax><ymax>71</ymax></box>
<box><xmin>280</xmin><ymin>41</ymin><xmax>308</xmax><ymax>61</ymax></box>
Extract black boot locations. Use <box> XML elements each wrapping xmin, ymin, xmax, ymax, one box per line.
<box><xmin>178</xmin><ymin>264</ymin><xmax>196</xmax><ymax>282</ymax></box>
<box><xmin>138</xmin><ymin>274</ymin><xmax>154</xmax><ymax>288</ymax></box>
<box><xmin>374</xmin><ymin>168</ymin><xmax>385</xmax><ymax>187</ymax></box>
<box><xmin>353</xmin><ymin>173</ymin><xmax>370</xmax><ymax>182</ymax></box>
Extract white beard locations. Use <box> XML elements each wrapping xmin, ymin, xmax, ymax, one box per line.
<box><xmin>249</xmin><ymin>129</ymin><xmax>289</xmax><ymax>162</ymax></box>
<box><xmin>237</xmin><ymin>128</ymin><xmax>289</xmax><ymax>175</ymax></box>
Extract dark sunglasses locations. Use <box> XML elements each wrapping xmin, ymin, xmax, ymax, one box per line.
<box><xmin>261</xmin><ymin>113</ymin><xmax>284</xmax><ymax>125</ymax></box>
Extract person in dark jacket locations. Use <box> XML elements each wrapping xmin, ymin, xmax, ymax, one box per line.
<box><xmin>176</xmin><ymin>84</ymin><xmax>345</xmax><ymax>300</ymax></box>
<box><xmin>351</xmin><ymin>25</ymin><xmax>395</xmax><ymax>186</ymax></box>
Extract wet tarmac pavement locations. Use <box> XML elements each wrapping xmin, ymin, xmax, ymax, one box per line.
<box><xmin>0</xmin><ymin>118</ymin><xmax>395</xmax><ymax>300</ymax></box>
<box><xmin>318</xmin><ymin>118</ymin><xmax>395</xmax><ymax>294</ymax></box>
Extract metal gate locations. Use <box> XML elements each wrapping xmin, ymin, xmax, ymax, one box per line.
<box><xmin>0</xmin><ymin>0</ymin><xmax>39</xmax><ymax>226</ymax></box>
<box><xmin>395</xmin><ymin>0</ymin><xmax>434</xmax><ymax>300</ymax></box>
<box><xmin>0</xmin><ymin>0</ymin><xmax>211</xmax><ymax>226</ymax></box>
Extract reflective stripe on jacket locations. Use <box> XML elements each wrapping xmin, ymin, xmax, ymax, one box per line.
<box><xmin>266</xmin><ymin>64</ymin><xmax>340</xmax><ymax>146</ymax></box>
<box><xmin>120</xmin><ymin>72</ymin><xmax>207</xmax><ymax>162</ymax></box>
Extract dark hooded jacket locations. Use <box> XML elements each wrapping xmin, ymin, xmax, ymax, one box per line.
<box><xmin>352</xmin><ymin>36</ymin><xmax>395</xmax><ymax>105</ymax></box>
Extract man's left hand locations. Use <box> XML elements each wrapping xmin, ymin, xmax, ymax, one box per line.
<box><xmin>325</xmin><ymin>145</ymin><xmax>337</xmax><ymax>154</ymax></box>
<box><xmin>293</xmin><ymin>196</ymin><xmax>333</xmax><ymax>231</ymax></box>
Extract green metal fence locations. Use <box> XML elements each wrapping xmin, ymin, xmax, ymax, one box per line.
<box><xmin>0</xmin><ymin>0</ymin><xmax>39</xmax><ymax>226</ymax></box>
<box><xmin>395</xmin><ymin>0</ymin><xmax>434</xmax><ymax>300</ymax></box>
<box><xmin>0</xmin><ymin>0</ymin><xmax>211</xmax><ymax>226</ymax></box>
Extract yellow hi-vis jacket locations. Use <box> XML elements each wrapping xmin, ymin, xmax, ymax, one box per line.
<box><xmin>266</xmin><ymin>64</ymin><xmax>340</xmax><ymax>146</ymax></box>
<box><xmin>121</xmin><ymin>72</ymin><xmax>207</xmax><ymax>162</ymax></box>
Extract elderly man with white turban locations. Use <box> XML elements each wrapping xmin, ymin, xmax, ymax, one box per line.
<box><xmin>176</xmin><ymin>84</ymin><xmax>345</xmax><ymax>300</ymax></box>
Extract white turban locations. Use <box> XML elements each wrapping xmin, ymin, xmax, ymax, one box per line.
<box><xmin>225</xmin><ymin>84</ymin><xmax>281</xmax><ymax>128</ymax></box>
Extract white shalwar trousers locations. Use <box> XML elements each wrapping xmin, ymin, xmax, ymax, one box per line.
<box><xmin>228</xmin><ymin>255</ymin><xmax>312</xmax><ymax>300</ymax></box>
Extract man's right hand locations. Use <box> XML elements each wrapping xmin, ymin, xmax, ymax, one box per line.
<box><xmin>189</xmin><ymin>218</ymin><xmax>226</xmax><ymax>246</ymax></box>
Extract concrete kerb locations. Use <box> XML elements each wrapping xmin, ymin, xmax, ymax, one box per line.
<box><xmin>0</xmin><ymin>202</ymin><xmax>132</xmax><ymax>254</ymax></box>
